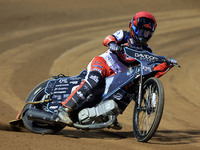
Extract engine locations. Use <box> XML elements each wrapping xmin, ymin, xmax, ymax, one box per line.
<box><xmin>78</xmin><ymin>100</ymin><xmax>119</xmax><ymax>124</ymax></box>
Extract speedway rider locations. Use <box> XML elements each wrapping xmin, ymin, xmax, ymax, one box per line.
<box><xmin>56</xmin><ymin>11</ymin><xmax>177</xmax><ymax>129</ymax></box>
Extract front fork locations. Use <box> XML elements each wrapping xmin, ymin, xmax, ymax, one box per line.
<box><xmin>137</xmin><ymin>75</ymin><xmax>143</xmax><ymax>109</ymax></box>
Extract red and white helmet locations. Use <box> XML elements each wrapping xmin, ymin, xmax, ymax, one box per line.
<box><xmin>129</xmin><ymin>11</ymin><xmax>157</xmax><ymax>45</ymax></box>
<box><xmin>117</xmin><ymin>11</ymin><xmax>157</xmax><ymax>63</ymax></box>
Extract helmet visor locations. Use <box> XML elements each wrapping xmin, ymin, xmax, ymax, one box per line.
<box><xmin>137</xmin><ymin>17</ymin><xmax>155</xmax><ymax>31</ymax></box>
<box><xmin>135</xmin><ymin>28</ymin><xmax>153</xmax><ymax>38</ymax></box>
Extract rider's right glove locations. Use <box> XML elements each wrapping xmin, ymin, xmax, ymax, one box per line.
<box><xmin>109</xmin><ymin>42</ymin><xmax>120</xmax><ymax>52</ymax></box>
<box><xmin>167</xmin><ymin>58</ymin><xmax>177</xmax><ymax>65</ymax></box>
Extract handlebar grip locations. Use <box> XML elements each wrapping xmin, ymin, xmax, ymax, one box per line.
<box><xmin>165</xmin><ymin>59</ymin><xmax>181</xmax><ymax>68</ymax></box>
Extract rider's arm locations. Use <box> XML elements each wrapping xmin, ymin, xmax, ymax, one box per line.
<box><xmin>103</xmin><ymin>30</ymin><xmax>125</xmax><ymax>47</ymax></box>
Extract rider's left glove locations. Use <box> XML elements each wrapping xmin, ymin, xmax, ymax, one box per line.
<box><xmin>109</xmin><ymin>42</ymin><xmax>120</xmax><ymax>52</ymax></box>
<box><xmin>167</xmin><ymin>58</ymin><xmax>177</xmax><ymax>65</ymax></box>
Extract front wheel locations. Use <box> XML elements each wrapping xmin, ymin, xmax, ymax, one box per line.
<box><xmin>133</xmin><ymin>77</ymin><xmax>164</xmax><ymax>142</ymax></box>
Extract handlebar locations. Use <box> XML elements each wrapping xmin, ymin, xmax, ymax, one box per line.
<box><xmin>120</xmin><ymin>44</ymin><xmax>181</xmax><ymax>68</ymax></box>
<box><xmin>165</xmin><ymin>60</ymin><xmax>181</xmax><ymax>68</ymax></box>
<box><xmin>119</xmin><ymin>44</ymin><xmax>143</xmax><ymax>51</ymax></box>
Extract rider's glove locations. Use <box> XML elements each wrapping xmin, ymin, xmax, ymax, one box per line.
<box><xmin>109</xmin><ymin>42</ymin><xmax>120</xmax><ymax>52</ymax></box>
<box><xmin>167</xmin><ymin>58</ymin><xmax>177</xmax><ymax>65</ymax></box>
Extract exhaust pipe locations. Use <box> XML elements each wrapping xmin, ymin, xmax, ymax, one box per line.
<box><xmin>26</xmin><ymin>108</ymin><xmax>56</xmax><ymax>125</ymax></box>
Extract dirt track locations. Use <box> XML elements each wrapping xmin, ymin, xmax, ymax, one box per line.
<box><xmin>0</xmin><ymin>0</ymin><xmax>200</xmax><ymax>149</ymax></box>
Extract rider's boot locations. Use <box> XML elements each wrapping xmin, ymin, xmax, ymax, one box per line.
<box><xmin>56</xmin><ymin>71</ymin><xmax>102</xmax><ymax>125</ymax></box>
<box><xmin>56</xmin><ymin>107</ymin><xmax>73</xmax><ymax>125</ymax></box>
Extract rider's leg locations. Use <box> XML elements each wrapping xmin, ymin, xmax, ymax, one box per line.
<box><xmin>56</xmin><ymin>55</ymin><xmax>121</xmax><ymax>126</ymax></box>
<box><xmin>57</xmin><ymin>71</ymin><xmax>102</xmax><ymax>125</ymax></box>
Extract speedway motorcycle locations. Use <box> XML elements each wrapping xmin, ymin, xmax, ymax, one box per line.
<box><xmin>10</xmin><ymin>45</ymin><xmax>180</xmax><ymax>142</ymax></box>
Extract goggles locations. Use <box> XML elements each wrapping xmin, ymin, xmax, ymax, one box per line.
<box><xmin>131</xmin><ymin>17</ymin><xmax>154</xmax><ymax>38</ymax></box>
<box><xmin>135</xmin><ymin>28</ymin><xmax>153</xmax><ymax>38</ymax></box>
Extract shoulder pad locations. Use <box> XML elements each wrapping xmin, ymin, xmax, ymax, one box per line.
<box><xmin>113</xmin><ymin>30</ymin><xmax>124</xmax><ymax>42</ymax></box>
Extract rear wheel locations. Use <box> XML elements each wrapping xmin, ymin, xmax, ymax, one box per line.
<box><xmin>22</xmin><ymin>80</ymin><xmax>65</xmax><ymax>134</ymax></box>
<box><xmin>133</xmin><ymin>77</ymin><xmax>164</xmax><ymax>142</ymax></box>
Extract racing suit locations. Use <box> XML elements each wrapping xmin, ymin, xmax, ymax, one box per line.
<box><xmin>61</xmin><ymin>29</ymin><xmax>170</xmax><ymax>112</ymax></box>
